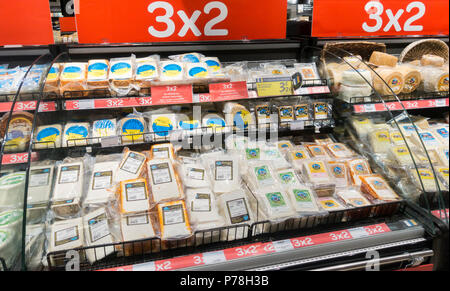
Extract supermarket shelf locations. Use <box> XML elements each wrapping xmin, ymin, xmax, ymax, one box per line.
<box><xmin>353</xmin><ymin>98</ymin><xmax>449</xmax><ymax>113</ymax></box>
<box><xmin>97</xmin><ymin>220</ymin><xmax>426</xmax><ymax>271</ymax></box>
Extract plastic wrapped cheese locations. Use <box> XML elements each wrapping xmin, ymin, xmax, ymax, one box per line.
<box><xmin>341</xmin><ymin>69</ymin><xmax>373</xmax><ymax>86</ymax></box>
<box><xmin>109</xmin><ymin>57</ymin><xmax>134</xmax><ymax>88</ymax></box>
<box><xmin>420</xmin><ymin>54</ymin><xmax>445</xmax><ymax>67</ymax></box>
<box><xmin>202</xmin><ymin>57</ymin><xmax>222</xmax><ymax>74</ymax></box>
<box><xmin>342</xmin><ymin>55</ymin><xmax>364</xmax><ymax>69</ymax></box>
<box><xmin>318</xmin><ymin>197</ymin><xmax>346</xmax><ymax>211</ymax></box>
<box><xmin>170</xmin><ymin>52</ymin><xmax>203</xmax><ymax>63</ymax></box>
<box><xmin>287</xmin><ymin>147</ymin><xmax>311</xmax><ymax>170</ymax></box>
<box><xmin>0</xmin><ymin>172</ymin><xmax>25</xmax><ymax>209</ymax></box>
<box><xmin>224</xmin><ymin>103</ymin><xmax>254</xmax><ymax>131</ymax></box>
<box><xmin>286</xmin><ymin>185</ymin><xmax>320</xmax><ymax>214</ymax></box>
<box><xmin>147</xmin><ymin>159</ymin><xmax>182</xmax><ymax>203</ymax></box>
<box><xmin>51</xmin><ymin>161</ymin><xmax>83</xmax><ymax>217</ymax></box>
<box><xmin>435</xmin><ymin>146</ymin><xmax>449</xmax><ymax>167</ymax></box>
<box><xmin>92</xmin><ymin>119</ymin><xmax>117</xmax><ymax>144</ymax></box>
<box><xmin>48</xmin><ymin>218</ymin><xmax>84</xmax><ymax>254</ymax></box>
<box><xmin>397</xmin><ymin>65</ymin><xmax>421</xmax><ymax>93</ymax></box>
<box><xmin>327</xmin><ymin>161</ymin><xmax>350</xmax><ymax>188</ymax></box>
<box><xmin>87</xmin><ymin>59</ymin><xmax>109</xmax><ymax>89</ymax></box>
<box><xmin>34</xmin><ymin>124</ymin><xmax>62</xmax><ymax>149</ymax></box>
<box><xmin>60</xmin><ymin>63</ymin><xmax>87</xmax><ymax>93</ymax></box>
<box><xmin>157</xmin><ymin>200</ymin><xmax>192</xmax><ymax>240</ymax></box>
<box><xmin>119</xmin><ymin>178</ymin><xmax>151</xmax><ymax>214</ymax></box>
<box><xmin>159</xmin><ymin>61</ymin><xmax>184</xmax><ymax>82</ymax></box>
<box><xmin>313</xmin><ymin>102</ymin><xmax>329</xmax><ymax>120</ymax></box>
<box><xmin>120</xmin><ymin>212</ymin><xmax>157</xmax><ymax>256</ymax></box>
<box><xmin>150</xmin><ymin>114</ymin><xmax>177</xmax><ymax>141</ymax></box>
<box><xmin>360</xmin><ymin>174</ymin><xmax>400</xmax><ymax>201</ymax></box>
<box><xmin>118</xmin><ymin>115</ymin><xmax>145</xmax><ymax>144</ymax></box>
<box><xmin>278</xmin><ymin>106</ymin><xmax>294</xmax><ymax>125</ymax></box>
<box><xmin>369</xmin><ymin>129</ymin><xmax>391</xmax><ymax>154</ymax></box>
<box><xmin>302</xmin><ymin>160</ymin><xmax>333</xmax><ymax>185</ymax></box>
<box><xmin>185</xmin><ymin>62</ymin><xmax>209</xmax><ymax>79</ymax></box>
<box><xmin>410</xmin><ymin>131</ymin><xmax>441</xmax><ymax>150</ymax></box>
<box><xmin>27</xmin><ymin>164</ymin><xmax>54</xmax><ymax>223</ymax></box>
<box><xmin>83</xmin><ymin>208</ymin><xmax>114</xmax><ymax>264</ymax></box>
<box><xmin>388</xmin><ymin>146</ymin><xmax>415</xmax><ymax>167</ymax></box>
<box><xmin>203</xmin><ymin>154</ymin><xmax>240</xmax><ymax>193</ymax></box>
<box><xmin>351</xmin><ymin>116</ymin><xmax>373</xmax><ymax>138</ymax></box>
<box><xmin>277</xmin><ymin>140</ymin><xmax>294</xmax><ymax>152</ymax></box>
<box><xmin>347</xmin><ymin>159</ymin><xmax>372</xmax><ymax>186</ymax></box>
<box><xmin>44</xmin><ymin>63</ymin><xmax>61</xmax><ymax>93</ymax></box>
<box><xmin>336</xmin><ymin>188</ymin><xmax>371</xmax><ymax>207</ymax></box>
<box><xmin>150</xmin><ymin>143</ymin><xmax>175</xmax><ymax>160</ymax></box>
<box><xmin>306</xmin><ymin>144</ymin><xmax>330</xmax><ymax>159</ymax></box>
<box><xmin>390</xmin><ymin>130</ymin><xmax>406</xmax><ymax>145</ymax></box>
<box><xmin>294</xmin><ymin>103</ymin><xmax>311</xmax><ymax>121</ymax></box>
<box><xmin>0</xmin><ymin>209</ymin><xmax>22</xmax><ymax>234</ymax></box>
<box><xmin>217</xmin><ymin>189</ymin><xmax>255</xmax><ymax>230</ymax></box>
<box><xmin>246</xmin><ymin>161</ymin><xmax>277</xmax><ymax>190</ymax></box>
<box><xmin>369</xmin><ymin>51</ymin><xmax>398</xmax><ymax>67</ymax></box>
<box><xmin>254</xmin><ymin>186</ymin><xmax>295</xmax><ymax>221</ymax></box>
<box><xmin>372</xmin><ymin>67</ymin><xmax>404</xmax><ymax>95</ymax></box>
<box><xmin>436</xmin><ymin>167</ymin><xmax>449</xmax><ymax>189</ymax></box>
<box><xmin>410</xmin><ymin>168</ymin><xmax>444</xmax><ymax>193</ymax></box>
<box><xmin>338</xmin><ymin>84</ymin><xmax>373</xmax><ymax>103</ymax></box>
<box><xmin>1</xmin><ymin>111</ymin><xmax>33</xmax><ymax>153</ymax></box>
<box><xmin>135</xmin><ymin>57</ymin><xmax>159</xmax><ymax>87</ymax></box>
<box><xmin>260</xmin><ymin>145</ymin><xmax>291</xmax><ymax>170</ymax></box>
<box><xmin>62</xmin><ymin>122</ymin><xmax>90</xmax><ymax>147</ymax></box>
<box><xmin>115</xmin><ymin>150</ymin><xmax>147</xmax><ymax>182</ymax></box>
<box><xmin>0</xmin><ymin>228</ymin><xmax>16</xmax><ymax>269</ymax></box>
<box><xmin>419</xmin><ymin>67</ymin><xmax>449</xmax><ymax>92</ymax></box>
<box><xmin>85</xmin><ymin>161</ymin><xmax>119</xmax><ymax>206</ymax></box>
<box><xmin>202</xmin><ymin>113</ymin><xmax>226</xmax><ymax>133</ymax></box>
<box><xmin>178</xmin><ymin>162</ymin><xmax>210</xmax><ymax>188</ymax></box>
<box><xmin>276</xmin><ymin>168</ymin><xmax>302</xmax><ymax>188</ymax></box>
<box><xmin>432</xmin><ymin>126</ymin><xmax>449</xmax><ymax>146</ymax></box>
<box><xmin>326</xmin><ymin>143</ymin><xmax>355</xmax><ymax>159</ymax></box>
<box><xmin>186</xmin><ymin>188</ymin><xmax>224</xmax><ymax>229</ymax></box>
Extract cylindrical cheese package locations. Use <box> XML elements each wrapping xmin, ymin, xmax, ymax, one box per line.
<box><xmin>147</xmin><ymin>159</ymin><xmax>183</xmax><ymax>203</ymax></box>
<box><xmin>0</xmin><ymin>172</ymin><xmax>26</xmax><ymax>209</ymax></box>
<box><xmin>62</xmin><ymin>122</ymin><xmax>90</xmax><ymax>147</ymax></box>
<box><xmin>369</xmin><ymin>51</ymin><xmax>398</xmax><ymax>67</ymax></box>
<box><xmin>397</xmin><ymin>65</ymin><xmax>421</xmax><ymax>93</ymax></box>
<box><xmin>372</xmin><ymin>67</ymin><xmax>404</xmax><ymax>95</ymax></box>
<box><xmin>419</xmin><ymin>67</ymin><xmax>449</xmax><ymax>92</ymax></box>
<box><xmin>157</xmin><ymin>200</ymin><xmax>192</xmax><ymax>240</ymax></box>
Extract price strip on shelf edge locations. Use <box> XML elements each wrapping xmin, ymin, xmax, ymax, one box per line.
<box><xmin>75</xmin><ymin>0</ymin><xmax>287</xmax><ymax>44</ymax></box>
<box><xmin>0</xmin><ymin>101</ymin><xmax>56</xmax><ymax>113</ymax></box>
<box><xmin>1</xmin><ymin>152</ymin><xmax>38</xmax><ymax>165</ymax></box>
<box><xmin>256</xmin><ymin>77</ymin><xmax>293</xmax><ymax>97</ymax></box>
<box><xmin>353</xmin><ymin>98</ymin><xmax>449</xmax><ymax>113</ymax></box>
<box><xmin>208</xmin><ymin>81</ymin><xmax>248</xmax><ymax>102</ymax></box>
<box><xmin>312</xmin><ymin>0</ymin><xmax>449</xmax><ymax>37</ymax></box>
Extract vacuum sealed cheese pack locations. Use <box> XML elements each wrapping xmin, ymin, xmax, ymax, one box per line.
<box><xmin>44</xmin><ymin>63</ymin><xmax>61</xmax><ymax>94</ymax></box>
<box><xmin>254</xmin><ymin>186</ymin><xmax>295</xmax><ymax>222</ymax></box>
<box><xmin>135</xmin><ymin>56</ymin><xmax>159</xmax><ymax>87</ymax></box>
<box><xmin>91</xmin><ymin>119</ymin><xmax>117</xmax><ymax>144</ymax></box>
<box><xmin>410</xmin><ymin>131</ymin><xmax>442</xmax><ymax>150</ymax></box>
<box><xmin>435</xmin><ymin>146</ymin><xmax>449</xmax><ymax>167</ymax></box>
<box><xmin>1</xmin><ymin>111</ymin><xmax>33</xmax><ymax>153</ymax></box>
<box><xmin>85</xmin><ymin>159</ymin><xmax>120</xmax><ymax>206</ymax></box>
<box><xmin>203</xmin><ymin>153</ymin><xmax>240</xmax><ymax>193</ymax></box>
<box><xmin>150</xmin><ymin>143</ymin><xmax>175</xmax><ymax>160</ymax></box>
<box><xmin>0</xmin><ymin>172</ymin><xmax>26</xmax><ymax>209</ymax></box>
<box><xmin>325</xmin><ymin>143</ymin><xmax>355</xmax><ymax>159</ymax></box>
<box><xmin>51</xmin><ymin>159</ymin><xmax>84</xmax><ymax>217</ymax></box>
<box><xmin>389</xmin><ymin>130</ymin><xmax>406</xmax><ymax>145</ymax></box>
<box><xmin>360</xmin><ymin>174</ymin><xmax>400</xmax><ymax>201</ymax></box>
<box><xmin>286</xmin><ymin>146</ymin><xmax>311</xmax><ymax>170</ymax></box>
<box><xmin>178</xmin><ymin>161</ymin><xmax>210</xmax><ymax>189</ymax></box>
<box><xmin>34</xmin><ymin>124</ymin><xmax>62</xmax><ymax>149</ymax></box>
<box><xmin>318</xmin><ymin>197</ymin><xmax>346</xmax><ymax>211</ymax></box>
<box><xmin>87</xmin><ymin>59</ymin><xmax>109</xmax><ymax>89</ymax></box>
<box><xmin>431</xmin><ymin>126</ymin><xmax>449</xmax><ymax>146</ymax></box>
<box><xmin>159</xmin><ymin>61</ymin><xmax>184</xmax><ymax>82</ymax></box>
<box><xmin>202</xmin><ymin>57</ymin><xmax>222</xmax><ymax>74</ymax></box>
<box><xmin>305</xmin><ymin>144</ymin><xmax>330</xmax><ymax>159</ymax></box>
<box><xmin>48</xmin><ymin>218</ymin><xmax>84</xmax><ymax>253</ymax></box>
<box><xmin>185</xmin><ymin>62</ymin><xmax>209</xmax><ymax>79</ymax></box>
<box><xmin>302</xmin><ymin>160</ymin><xmax>333</xmax><ymax>186</ymax></box>
<box><xmin>150</xmin><ymin>114</ymin><xmax>177</xmax><ymax>141</ymax></box>
<box><xmin>27</xmin><ymin>163</ymin><xmax>54</xmax><ymax>223</ymax></box>
<box><xmin>170</xmin><ymin>52</ymin><xmax>203</xmax><ymax>63</ymax></box>
<box><xmin>109</xmin><ymin>56</ymin><xmax>135</xmax><ymax>89</ymax></box>
<box><xmin>388</xmin><ymin>146</ymin><xmax>416</xmax><ymax>167</ymax></box>
<box><xmin>347</xmin><ymin>158</ymin><xmax>372</xmax><ymax>186</ymax></box>
<box><xmin>369</xmin><ymin>129</ymin><xmax>391</xmax><ymax>154</ymax></box>
<box><xmin>286</xmin><ymin>184</ymin><xmax>321</xmax><ymax>214</ymax></box>
<box><xmin>60</xmin><ymin>63</ymin><xmax>87</xmax><ymax>94</ymax></box>
<box><xmin>119</xmin><ymin>178</ymin><xmax>151</xmax><ymax>214</ymax></box>
<box><xmin>327</xmin><ymin>161</ymin><xmax>350</xmax><ymax>188</ymax></box>
<box><xmin>351</xmin><ymin>116</ymin><xmax>373</xmax><ymax>139</ymax></box>
<box><xmin>186</xmin><ymin>188</ymin><xmax>224</xmax><ymax>229</ymax></box>
<box><xmin>260</xmin><ymin>144</ymin><xmax>291</xmax><ymax>170</ymax></box>
<box><xmin>335</xmin><ymin>188</ymin><xmax>371</xmax><ymax>208</ymax></box>
<box><xmin>120</xmin><ymin>212</ymin><xmax>157</xmax><ymax>256</ymax></box>
<box><xmin>118</xmin><ymin>115</ymin><xmax>146</xmax><ymax>144</ymax></box>
<box><xmin>276</xmin><ymin>168</ymin><xmax>302</xmax><ymax>188</ymax></box>
<box><xmin>409</xmin><ymin>168</ymin><xmax>445</xmax><ymax>193</ymax></box>
<box><xmin>62</xmin><ymin>122</ymin><xmax>90</xmax><ymax>147</ymax></box>
<box><xmin>83</xmin><ymin>208</ymin><xmax>115</xmax><ymax>264</ymax></box>
<box><xmin>157</xmin><ymin>200</ymin><xmax>192</xmax><ymax>240</ymax></box>
<box><xmin>147</xmin><ymin>159</ymin><xmax>182</xmax><ymax>203</ymax></box>
<box><xmin>115</xmin><ymin>149</ymin><xmax>147</xmax><ymax>182</ymax></box>
<box><xmin>245</xmin><ymin>160</ymin><xmax>277</xmax><ymax>190</ymax></box>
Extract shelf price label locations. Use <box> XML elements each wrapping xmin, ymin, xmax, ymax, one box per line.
<box><xmin>209</xmin><ymin>81</ymin><xmax>248</xmax><ymax>102</ymax></box>
<box><xmin>75</xmin><ymin>0</ymin><xmax>286</xmax><ymax>44</ymax></box>
<box><xmin>151</xmin><ymin>85</ymin><xmax>193</xmax><ymax>105</ymax></box>
<box><xmin>256</xmin><ymin>77</ymin><xmax>293</xmax><ymax>97</ymax></box>
<box><xmin>312</xmin><ymin>0</ymin><xmax>449</xmax><ymax>37</ymax></box>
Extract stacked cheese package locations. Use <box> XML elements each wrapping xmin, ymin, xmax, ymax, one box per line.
<box><xmin>349</xmin><ymin>114</ymin><xmax>449</xmax><ymax>199</ymax></box>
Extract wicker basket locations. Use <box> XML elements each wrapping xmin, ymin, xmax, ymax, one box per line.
<box><xmin>321</xmin><ymin>41</ymin><xmax>386</xmax><ymax>63</ymax></box>
<box><xmin>399</xmin><ymin>39</ymin><xmax>449</xmax><ymax>63</ymax></box>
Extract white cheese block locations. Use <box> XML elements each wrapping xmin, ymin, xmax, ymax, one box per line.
<box><xmin>390</xmin><ymin>130</ymin><xmax>406</xmax><ymax>145</ymax></box>
<box><xmin>115</xmin><ymin>150</ymin><xmax>147</xmax><ymax>182</ymax></box>
<box><xmin>83</xmin><ymin>208</ymin><xmax>114</xmax><ymax>264</ymax></box>
<box><xmin>410</xmin><ymin>168</ymin><xmax>444</xmax><ymax>193</ymax></box>
<box><xmin>185</xmin><ymin>188</ymin><xmax>223</xmax><ymax>228</ymax></box>
<box><xmin>246</xmin><ymin>161</ymin><xmax>277</xmax><ymax>190</ymax></box>
<box><xmin>34</xmin><ymin>124</ymin><xmax>62</xmax><ymax>149</ymax></box>
<box><xmin>435</xmin><ymin>147</ymin><xmax>449</xmax><ymax>167</ymax></box>
<box><xmin>51</xmin><ymin>161</ymin><xmax>83</xmax><ymax>217</ymax></box>
<box><xmin>204</xmin><ymin>154</ymin><xmax>240</xmax><ymax>193</ymax></box>
<box><xmin>157</xmin><ymin>200</ymin><xmax>192</xmax><ymax>240</ymax></box>
<box><xmin>92</xmin><ymin>119</ymin><xmax>117</xmax><ymax>144</ymax></box>
<box><xmin>351</xmin><ymin>116</ymin><xmax>373</xmax><ymax>138</ymax></box>
<box><xmin>287</xmin><ymin>147</ymin><xmax>311</xmax><ymax>170</ymax></box>
<box><xmin>336</xmin><ymin>189</ymin><xmax>371</xmax><ymax>207</ymax></box>
<box><xmin>303</xmin><ymin>160</ymin><xmax>333</xmax><ymax>185</ymax></box>
<box><xmin>85</xmin><ymin>161</ymin><xmax>119</xmax><ymax>205</ymax></box>
<box><xmin>254</xmin><ymin>186</ymin><xmax>295</xmax><ymax>221</ymax></box>
<box><xmin>48</xmin><ymin>218</ymin><xmax>84</xmax><ymax>265</ymax></box>
<box><xmin>389</xmin><ymin>146</ymin><xmax>415</xmax><ymax>167</ymax></box>
<box><xmin>420</xmin><ymin>54</ymin><xmax>445</xmax><ymax>67</ymax></box>
<box><xmin>341</xmin><ymin>69</ymin><xmax>373</xmax><ymax>86</ymax></box>
<box><xmin>276</xmin><ymin>168</ymin><xmax>302</xmax><ymax>188</ymax></box>
<box><xmin>286</xmin><ymin>185</ymin><xmax>320</xmax><ymax>214</ymax></box>
<box><xmin>27</xmin><ymin>164</ymin><xmax>54</xmax><ymax>223</ymax></box>
<box><xmin>118</xmin><ymin>116</ymin><xmax>145</xmax><ymax>144</ymax></box>
<box><xmin>147</xmin><ymin>159</ymin><xmax>181</xmax><ymax>203</ymax></box>
<box><xmin>436</xmin><ymin>167</ymin><xmax>449</xmax><ymax>190</ymax></box>
<box><xmin>432</xmin><ymin>126</ymin><xmax>449</xmax><ymax>146</ymax></box>
<box><xmin>87</xmin><ymin>59</ymin><xmax>109</xmax><ymax>89</ymax></box>
<box><xmin>109</xmin><ymin>58</ymin><xmax>133</xmax><ymax>82</ymax></box>
<box><xmin>0</xmin><ymin>172</ymin><xmax>26</xmax><ymax>209</ymax></box>
<box><xmin>306</xmin><ymin>144</ymin><xmax>330</xmax><ymax>159</ymax></box>
<box><xmin>338</xmin><ymin>84</ymin><xmax>373</xmax><ymax>103</ymax></box>
<box><xmin>411</xmin><ymin>131</ymin><xmax>442</xmax><ymax>150</ymax></box>
<box><xmin>135</xmin><ymin>58</ymin><xmax>159</xmax><ymax>81</ymax></box>
<box><xmin>120</xmin><ymin>212</ymin><xmax>157</xmax><ymax>256</ymax></box>
<box><xmin>62</xmin><ymin>122</ymin><xmax>90</xmax><ymax>147</ymax></box>
<box><xmin>419</xmin><ymin>67</ymin><xmax>449</xmax><ymax>92</ymax></box>
<box><xmin>119</xmin><ymin>178</ymin><xmax>151</xmax><ymax>214</ymax></box>
<box><xmin>261</xmin><ymin>145</ymin><xmax>291</xmax><ymax>170</ymax></box>
<box><xmin>178</xmin><ymin>162</ymin><xmax>210</xmax><ymax>188</ymax></box>
<box><xmin>159</xmin><ymin>61</ymin><xmax>184</xmax><ymax>81</ymax></box>
<box><xmin>326</xmin><ymin>143</ymin><xmax>354</xmax><ymax>159</ymax></box>
<box><xmin>369</xmin><ymin>129</ymin><xmax>391</xmax><ymax>154</ymax></box>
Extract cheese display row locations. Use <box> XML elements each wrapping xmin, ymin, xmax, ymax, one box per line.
<box><xmin>0</xmin><ymin>65</ymin><xmax>48</xmax><ymax>97</ymax></box>
<box><xmin>328</xmin><ymin>50</ymin><xmax>449</xmax><ymax>102</ymax></box>
<box><xmin>349</xmin><ymin>114</ymin><xmax>449</xmax><ymax>198</ymax></box>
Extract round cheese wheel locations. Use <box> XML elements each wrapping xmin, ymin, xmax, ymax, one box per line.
<box><xmin>372</xmin><ymin>68</ymin><xmax>404</xmax><ymax>95</ymax></box>
<box><xmin>420</xmin><ymin>67</ymin><xmax>449</xmax><ymax>92</ymax></box>
<box><xmin>397</xmin><ymin>65</ymin><xmax>421</xmax><ymax>93</ymax></box>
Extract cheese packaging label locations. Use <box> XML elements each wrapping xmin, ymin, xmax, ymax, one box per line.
<box><xmin>390</xmin><ymin>132</ymin><xmax>405</xmax><ymax>144</ymax></box>
<box><xmin>279</xmin><ymin>171</ymin><xmax>295</xmax><ymax>185</ymax></box>
<box><xmin>110</xmin><ymin>62</ymin><xmax>131</xmax><ymax>78</ymax></box>
<box><xmin>29</xmin><ymin>168</ymin><xmax>50</xmax><ymax>187</ymax></box>
<box><xmin>254</xmin><ymin>165</ymin><xmax>273</xmax><ymax>183</ymax></box>
<box><xmin>293</xmin><ymin>189</ymin><xmax>312</xmax><ymax>203</ymax></box>
<box><xmin>375</xmin><ymin>131</ymin><xmax>390</xmax><ymax>142</ymax></box>
<box><xmin>88</xmin><ymin>212</ymin><xmax>110</xmax><ymax>243</ymax></box>
<box><xmin>215</xmin><ymin>161</ymin><xmax>233</xmax><ymax>181</ymax></box>
<box><xmin>181</xmin><ymin>54</ymin><xmax>201</xmax><ymax>63</ymax></box>
<box><xmin>233</xmin><ymin>109</ymin><xmax>252</xmax><ymax>129</ymax></box>
<box><xmin>203</xmin><ymin>57</ymin><xmax>221</xmax><ymax>72</ymax></box>
<box><xmin>294</xmin><ymin>104</ymin><xmax>309</xmax><ymax>120</ymax></box>
<box><xmin>162</xmin><ymin>204</ymin><xmax>185</xmax><ymax>225</ymax></box>
<box><xmin>126</xmin><ymin>214</ymin><xmax>149</xmax><ymax>226</ymax></box>
<box><xmin>439</xmin><ymin>168</ymin><xmax>449</xmax><ymax>178</ymax></box>
<box><xmin>265</xmin><ymin>192</ymin><xmax>288</xmax><ymax>210</ymax></box>
<box><xmin>393</xmin><ymin>146</ymin><xmax>410</xmax><ymax>156</ymax></box>
<box><xmin>438</xmin><ymin>74</ymin><xmax>449</xmax><ymax>91</ymax></box>
<box><xmin>55</xmin><ymin>226</ymin><xmax>79</xmax><ymax>246</ymax></box>
<box><xmin>59</xmin><ymin>165</ymin><xmax>80</xmax><ymax>184</ymax></box>
<box><xmin>47</xmin><ymin>65</ymin><xmax>59</xmax><ymax>81</ymax></box>
<box><xmin>319</xmin><ymin>198</ymin><xmax>342</xmax><ymax>210</ymax></box>
<box><xmin>191</xmin><ymin>193</ymin><xmax>211</xmax><ymax>212</ymax></box>
<box><xmin>92</xmin><ymin>171</ymin><xmax>112</xmax><ymax>190</ymax></box>
<box><xmin>226</xmin><ymin>198</ymin><xmax>250</xmax><ymax>224</ymax></box>
<box><xmin>256</xmin><ymin>105</ymin><xmax>270</xmax><ymax>121</ymax></box>
<box><xmin>292</xmin><ymin>150</ymin><xmax>308</xmax><ymax>160</ymax></box>
<box><xmin>65</xmin><ymin>125</ymin><xmax>88</xmax><ymax>141</ymax></box>
<box><xmin>93</xmin><ymin>120</ymin><xmax>116</xmax><ymax>137</ymax></box>
<box><xmin>152</xmin><ymin>147</ymin><xmax>169</xmax><ymax>159</ymax></box>
<box><xmin>125</xmin><ymin>181</ymin><xmax>148</xmax><ymax>202</ymax></box>
<box><xmin>279</xmin><ymin>106</ymin><xmax>294</xmax><ymax>121</ymax></box>
<box><xmin>179</xmin><ymin>119</ymin><xmax>200</xmax><ymax>131</ymax></box>
<box><xmin>246</xmin><ymin>148</ymin><xmax>261</xmax><ymax>160</ymax></box>
<box><xmin>187</xmin><ymin>63</ymin><xmax>208</xmax><ymax>78</ymax></box>
<box><xmin>121</xmin><ymin>118</ymin><xmax>145</xmax><ymax>141</ymax></box>
<box><xmin>308</xmin><ymin>161</ymin><xmax>327</xmax><ymax>179</ymax></box>
<box><xmin>36</xmin><ymin>126</ymin><xmax>61</xmax><ymax>144</ymax></box>
<box><xmin>88</xmin><ymin>61</ymin><xmax>108</xmax><ymax>80</ymax></box>
<box><xmin>62</xmin><ymin>65</ymin><xmax>83</xmax><ymax>80</ymax></box>
<box><xmin>187</xmin><ymin>167</ymin><xmax>205</xmax><ymax>180</ymax></box>
<box><xmin>152</xmin><ymin>116</ymin><xmax>174</xmax><ymax>137</ymax></box>
<box><xmin>162</xmin><ymin>63</ymin><xmax>183</xmax><ymax>78</ymax></box>
<box><xmin>308</xmin><ymin>145</ymin><xmax>326</xmax><ymax>157</ymax></box>
<box><xmin>418</xmin><ymin>169</ymin><xmax>434</xmax><ymax>180</ymax></box>
<box><xmin>150</xmin><ymin>162</ymin><xmax>173</xmax><ymax>185</ymax></box>
<box><xmin>436</xmin><ymin>127</ymin><xmax>449</xmax><ymax>139</ymax></box>
<box><xmin>314</xmin><ymin>102</ymin><xmax>328</xmax><ymax>119</ymax></box>
<box><xmin>136</xmin><ymin>60</ymin><xmax>157</xmax><ymax>79</ymax></box>
<box><xmin>121</xmin><ymin>152</ymin><xmax>145</xmax><ymax>174</ymax></box>
<box><xmin>330</xmin><ymin>164</ymin><xmax>346</xmax><ymax>179</ymax></box>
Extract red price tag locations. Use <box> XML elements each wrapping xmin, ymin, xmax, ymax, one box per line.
<box><xmin>223</xmin><ymin>243</ymin><xmax>267</xmax><ymax>261</ymax></box>
<box><xmin>151</xmin><ymin>85</ymin><xmax>193</xmax><ymax>105</ymax></box>
<box><xmin>363</xmin><ymin>223</ymin><xmax>390</xmax><ymax>235</ymax></box>
<box><xmin>1</xmin><ymin>152</ymin><xmax>38</xmax><ymax>165</ymax></box>
<box><xmin>75</xmin><ymin>0</ymin><xmax>286</xmax><ymax>44</ymax></box>
<box><xmin>209</xmin><ymin>81</ymin><xmax>248</xmax><ymax>102</ymax></box>
<box><xmin>313</xmin><ymin>0</ymin><xmax>449</xmax><ymax>37</ymax></box>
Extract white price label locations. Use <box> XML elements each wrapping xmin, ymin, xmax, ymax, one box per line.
<box><xmin>348</xmin><ymin>227</ymin><xmax>369</xmax><ymax>239</ymax></box>
<box><xmin>202</xmin><ymin>251</ymin><xmax>227</xmax><ymax>265</ymax></box>
<box><xmin>289</xmin><ymin>120</ymin><xmax>305</xmax><ymax>131</ymax></box>
<box><xmin>132</xmin><ymin>262</ymin><xmax>156</xmax><ymax>271</ymax></box>
<box><xmin>77</xmin><ymin>99</ymin><xmax>95</xmax><ymax>110</ymax></box>
<box><xmin>272</xmin><ymin>240</ymin><xmax>294</xmax><ymax>253</ymax></box>
<box><xmin>363</xmin><ymin>104</ymin><xmax>376</xmax><ymax>112</ymax></box>
<box><xmin>435</xmin><ymin>99</ymin><xmax>446</xmax><ymax>107</ymax></box>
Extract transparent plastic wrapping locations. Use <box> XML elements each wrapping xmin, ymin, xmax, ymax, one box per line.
<box><xmin>177</xmin><ymin>159</ymin><xmax>211</xmax><ymax>189</ymax></box>
<box><xmin>117</xmin><ymin>178</ymin><xmax>152</xmax><ymax>214</ymax></box>
<box><xmin>359</xmin><ymin>174</ymin><xmax>401</xmax><ymax>202</ymax></box>
<box><xmin>244</xmin><ymin>160</ymin><xmax>278</xmax><ymax>192</ymax></box>
<box><xmin>285</xmin><ymin>146</ymin><xmax>311</xmax><ymax>171</ymax></box>
<box><xmin>223</xmin><ymin>102</ymin><xmax>254</xmax><ymax>131</ymax></box>
<box><xmin>275</xmin><ymin>168</ymin><xmax>303</xmax><ymax>189</ymax></box>
<box><xmin>146</xmin><ymin>158</ymin><xmax>183</xmax><ymax>203</ymax></box>
<box><xmin>285</xmin><ymin>184</ymin><xmax>325</xmax><ymax>216</ymax></box>
<box><xmin>27</xmin><ymin>161</ymin><xmax>55</xmax><ymax>224</ymax></box>
<box><xmin>43</xmin><ymin>63</ymin><xmax>61</xmax><ymax>94</ymax></box>
<box><xmin>223</xmin><ymin>62</ymin><xmax>248</xmax><ymax>82</ymax></box>
<box><xmin>86</xmin><ymin>59</ymin><xmax>109</xmax><ymax>90</ymax></box>
<box><xmin>109</xmin><ymin>55</ymin><xmax>136</xmax><ymax>95</ymax></box>
<box><xmin>120</xmin><ymin>211</ymin><xmax>158</xmax><ymax>256</ymax></box>
<box><xmin>62</xmin><ymin>121</ymin><xmax>90</xmax><ymax>147</ymax></box>
<box><xmin>169</xmin><ymin>52</ymin><xmax>204</xmax><ymax>63</ymax></box>
<box><xmin>134</xmin><ymin>55</ymin><xmax>160</xmax><ymax>88</ymax></box>
<box><xmin>115</xmin><ymin>148</ymin><xmax>147</xmax><ymax>182</ymax></box>
<box><xmin>34</xmin><ymin>123</ymin><xmax>63</xmax><ymax>149</ymax></box>
<box><xmin>0</xmin><ymin>111</ymin><xmax>34</xmax><ymax>153</ymax></box>
<box><xmin>253</xmin><ymin>185</ymin><xmax>296</xmax><ymax>223</ymax></box>
<box><xmin>157</xmin><ymin>200</ymin><xmax>192</xmax><ymax>241</ymax></box>
<box><xmin>301</xmin><ymin>159</ymin><xmax>336</xmax><ymax>197</ymax></box>
<box><xmin>149</xmin><ymin>143</ymin><xmax>176</xmax><ymax>161</ymax></box>
<box><xmin>185</xmin><ymin>188</ymin><xmax>224</xmax><ymax>230</ymax></box>
<box><xmin>59</xmin><ymin>62</ymin><xmax>87</xmax><ymax>95</ymax></box>
<box><xmin>92</xmin><ymin>118</ymin><xmax>117</xmax><ymax>144</ymax></box>
<box><xmin>202</xmin><ymin>152</ymin><xmax>240</xmax><ymax>194</ymax></box>
<box><xmin>335</xmin><ymin>188</ymin><xmax>372</xmax><ymax>208</ymax></box>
